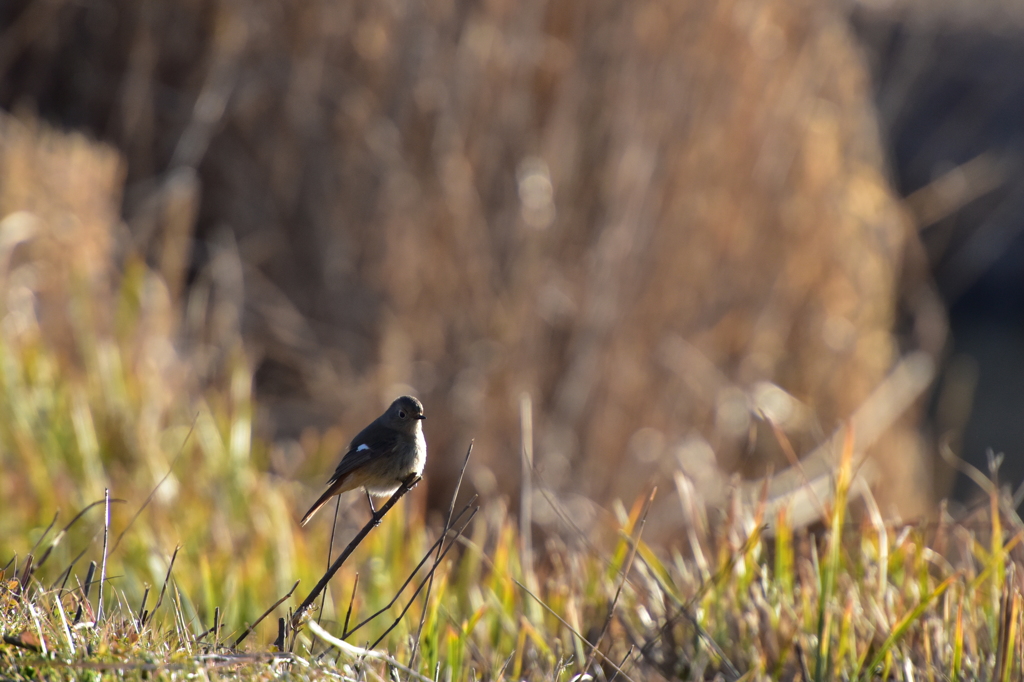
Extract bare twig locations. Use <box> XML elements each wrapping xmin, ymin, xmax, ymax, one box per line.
<box><xmin>317</xmin><ymin>496</ymin><xmax>343</xmax><ymax>626</ymax></box>
<box><xmin>343</xmin><ymin>573</ymin><xmax>359</xmax><ymax>636</ymax></box>
<box><xmin>409</xmin><ymin>441</ymin><xmax>474</xmax><ymax>668</ymax></box>
<box><xmin>291</xmin><ymin>474</ymin><xmax>421</xmax><ymax>628</ymax></box>
<box><xmin>274</xmin><ymin>618</ymin><xmax>286</xmax><ymax>651</ymax></box>
<box><xmin>111</xmin><ymin>414</ymin><xmax>197</xmax><ymax>554</ymax></box>
<box><xmin>521</xmin><ymin>440</ymin><xmax>652</xmax><ymax>603</ymax></box>
<box><xmin>513</xmin><ymin>577</ymin><xmax>637</xmax><ymax>682</ymax></box>
<box><xmin>233</xmin><ymin>580</ymin><xmax>300</xmax><ymax>649</ymax></box>
<box><xmin>18</xmin><ymin>511</ymin><xmax>61</xmax><ymax>591</ymax></box>
<box><xmin>42</xmin><ymin>498</ymin><xmax>126</xmax><ymax>576</ymax></box>
<box><xmin>366</xmin><ymin>506</ymin><xmax>478</xmax><ymax>649</ymax></box>
<box><xmin>346</xmin><ymin>500</ymin><xmax>477</xmax><ymax>639</ymax></box>
<box><xmin>17</xmin><ymin>555</ymin><xmax>34</xmax><ymax>592</ymax></box>
<box><xmin>196</xmin><ymin>605</ymin><xmax>224</xmax><ymax>644</ymax></box>
<box><xmin>633</xmin><ymin>528</ymin><xmax>756</xmax><ymax>682</ymax></box>
<box><xmin>97</xmin><ymin>489</ymin><xmax>110</xmax><ymax>622</ymax></box>
<box><xmin>313</xmin><ymin>506</ymin><xmax>475</xmax><ymax>665</ymax></box>
<box><xmin>29</xmin><ymin>512</ymin><xmax>59</xmax><ymax>555</ymax></box>
<box><xmin>145</xmin><ymin>545</ymin><xmax>181</xmax><ymax>626</ymax></box>
<box><xmin>74</xmin><ymin>561</ymin><xmax>97</xmax><ymax>624</ymax></box>
<box><xmin>137</xmin><ymin>585</ymin><xmax>150</xmax><ymax>628</ymax></box>
<box><xmin>53</xmin><ymin>546</ymin><xmax>88</xmax><ymax>593</ymax></box>
<box><xmin>583</xmin><ymin>489</ymin><xmax>654</xmax><ymax>675</ymax></box>
<box><xmin>607</xmin><ymin>646</ymin><xmax>635</xmax><ymax>682</ymax></box>
<box><xmin>309</xmin><ymin>495</ymin><xmax>343</xmax><ymax>657</ymax></box>
<box><xmin>306</xmin><ymin>619</ymin><xmax>434</xmax><ymax>682</ymax></box>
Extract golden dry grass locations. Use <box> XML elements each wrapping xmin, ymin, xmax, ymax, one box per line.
<box><xmin>0</xmin><ymin>0</ymin><xmax>941</xmax><ymax>534</ymax></box>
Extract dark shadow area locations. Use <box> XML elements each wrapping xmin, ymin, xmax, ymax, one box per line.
<box><xmin>855</xmin><ymin>9</ymin><xmax>1024</xmax><ymax>505</ymax></box>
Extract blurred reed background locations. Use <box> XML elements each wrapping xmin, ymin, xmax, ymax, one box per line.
<box><xmin>0</xmin><ymin>0</ymin><xmax>1022</xmax><ymax>550</ymax></box>
<box><xmin>853</xmin><ymin>1</ymin><xmax>1024</xmax><ymax>505</ymax></box>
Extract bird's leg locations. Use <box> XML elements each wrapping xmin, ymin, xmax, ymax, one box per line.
<box><xmin>365</xmin><ymin>490</ymin><xmax>380</xmax><ymax>525</ymax></box>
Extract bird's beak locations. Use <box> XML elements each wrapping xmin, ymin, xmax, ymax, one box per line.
<box><xmin>417</xmin><ymin>415</ymin><xmax>426</xmax><ymax>420</ymax></box>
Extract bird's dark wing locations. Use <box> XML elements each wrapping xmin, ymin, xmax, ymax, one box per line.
<box><xmin>301</xmin><ymin>428</ymin><xmax>402</xmax><ymax>526</ymax></box>
<box><xmin>326</xmin><ymin>428</ymin><xmax>402</xmax><ymax>484</ymax></box>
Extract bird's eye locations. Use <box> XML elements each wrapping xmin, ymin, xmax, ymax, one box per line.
<box><xmin>399</xmin><ymin>410</ymin><xmax>407</xmax><ymax>419</ymax></box>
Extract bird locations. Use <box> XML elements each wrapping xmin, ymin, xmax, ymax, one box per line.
<box><xmin>300</xmin><ymin>396</ymin><xmax>427</xmax><ymax>526</ymax></box>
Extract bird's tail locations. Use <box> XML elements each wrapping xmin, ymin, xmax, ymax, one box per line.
<box><xmin>299</xmin><ymin>489</ymin><xmax>335</xmax><ymax>524</ymax></box>
<box><xmin>300</xmin><ymin>485</ymin><xmax>339</xmax><ymax>526</ymax></box>
<box><xmin>300</xmin><ymin>472</ymin><xmax>361</xmax><ymax>526</ymax></box>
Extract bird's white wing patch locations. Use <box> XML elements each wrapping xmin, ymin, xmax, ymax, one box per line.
<box><xmin>356</xmin><ymin>443</ymin><xmax>370</xmax><ymax>452</ymax></box>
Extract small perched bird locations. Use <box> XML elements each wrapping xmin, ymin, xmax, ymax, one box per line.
<box><xmin>300</xmin><ymin>396</ymin><xmax>427</xmax><ymax>526</ymax></box>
